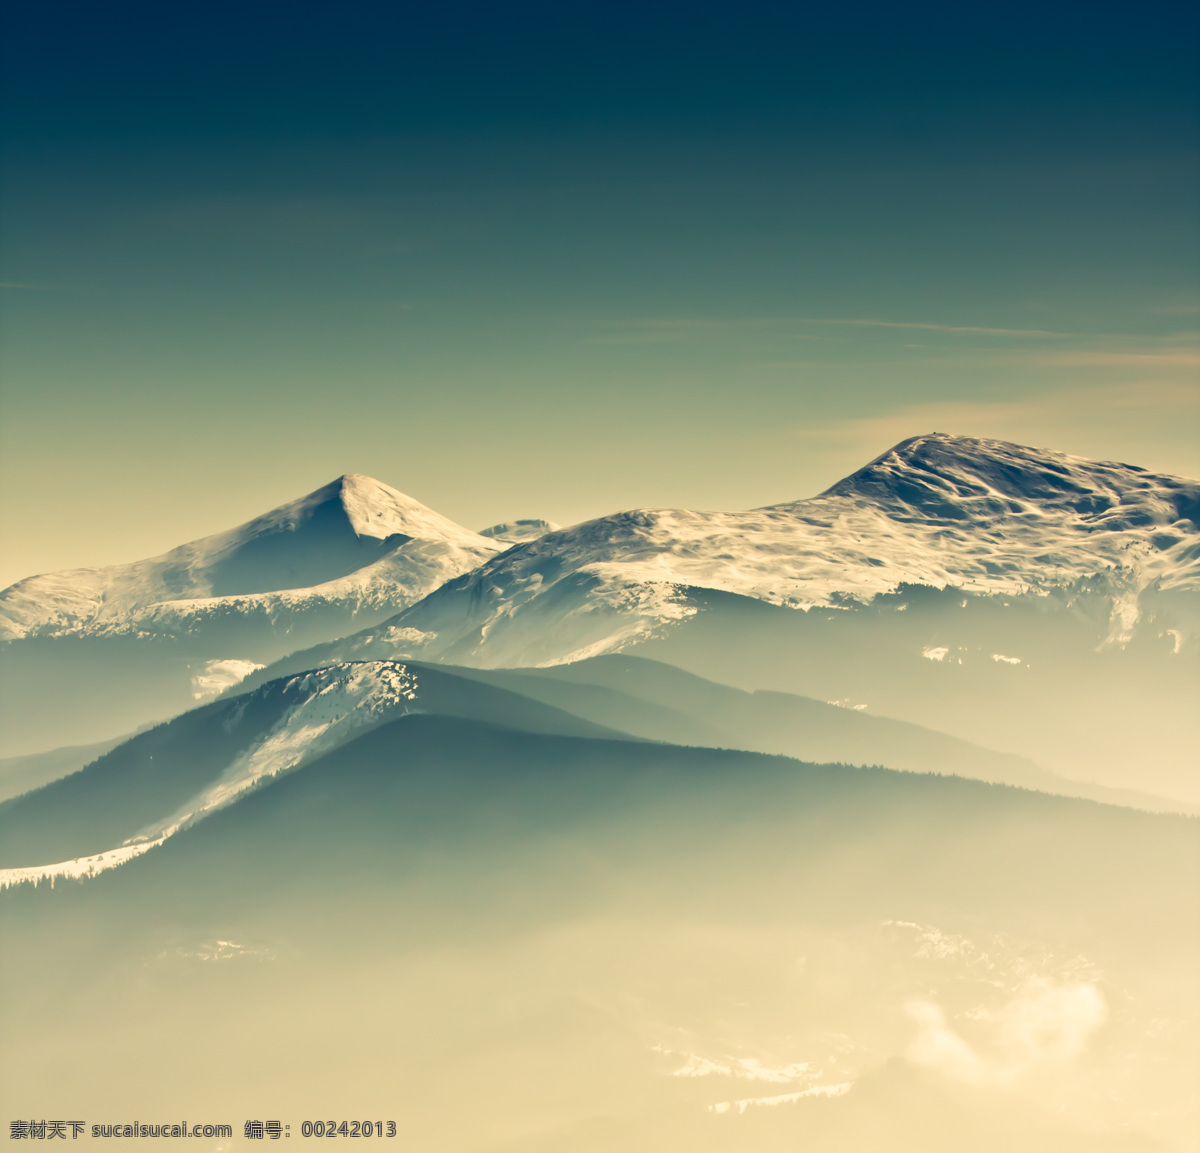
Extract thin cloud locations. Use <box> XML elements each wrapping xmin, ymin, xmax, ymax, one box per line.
<box><xmin>1145</xmin><ymin>299</ymin><xmax>1200</xmax><ymax>317</ymax></box>
<box><xmin>586</xmin><ymin>331</ymin><xmax>701</xmax><ymax>345</ymax></box>
<box><xmin>585</xmin><ymin>314</ymin><xmax>1077</xmax><ymax>343</ymax></box>
<box><xmin>905</xmin><ymin>979</ymin><xmax>1108</xmax><ymax>1087</ymax></box>
<box><xmin>584</xmin><ymin>316</ymin><xmax>790</xmax><ymax>344</ymax></box>
<box><xmin>841</xmin><ymin>350</ymin><xmax>1200</xmax><ymax>371</ymax></box>
<box><xmin>794</xmin><ymin>316</ymin><xmax>1074</xmax><ymax>338</ymax></box>
<box><xmin>790</xmin><ymin>380</ymin><xmax>1199</xmax><ymax>440</ymax></box>
<box><xmin>1037</xmin><ymin>350</ymin><xmax>1200</xmax><ymax>367</ymax></box>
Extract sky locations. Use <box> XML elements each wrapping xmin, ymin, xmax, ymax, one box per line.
<box><xmin>1</xmin><ymin>0</ymin><xmax>1197</xmax><ymax>587</ymax></box>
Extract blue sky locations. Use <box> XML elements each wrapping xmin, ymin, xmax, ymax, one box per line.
<box><xmin>1</xmin><ymin>0</ymin><xmax>1196</xmax><ymax>583</ymax></box>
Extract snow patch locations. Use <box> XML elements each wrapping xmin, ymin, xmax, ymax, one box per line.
<box><xmin>155</xmin><ymin>939</ymin><xmax>275</xmax><ymax>964</ymax></box>
<box><xmin>884</xmin><ymin>920</ymin><xmax>985</xmax><ymax>964</ymax></box>
<box><xmin>670</xmin><ymin>1053</ymin><xmax>733</xmax><ymax>1079</ymax></box>
<box><xmin>191</xmin><ymin>658</ymin><xmax>265</xmax><ymax>699</ymax></box>
<box><xmin>478</xmin><ymin>519</ymin><xmax>561</xmax><ymax>544</ymax></box>
<box><xmin>0</xmin><ymin>837</ymin><xmax>167</xmax><ymax>891</ymax></box>
<box><xmin>380</xmin><ymin>625</ymin><xmax>437</xmax><ymax>647</ymax></box>
<box><xmin>668</xmin><ymin>1053</ymin><xmax>815</xmax><ymax>1083</ymax></box>
<box><xmin>146</xmin><ymin>662</ymin><xmax>419</xmax><ymax>840</ymax></box>
<box><xmin>708</xmin><ymin>1083</ymin><xmax>853</xmax><ymax>1114</ymax></box>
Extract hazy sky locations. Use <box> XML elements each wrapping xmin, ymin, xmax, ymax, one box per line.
<box><xmin>1</xmin><ymin>0</ymin><xmax>1197</xmax><ymax>586</ymax></box>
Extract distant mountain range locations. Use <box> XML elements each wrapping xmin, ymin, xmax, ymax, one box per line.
<box><xmin>1</xmin><ymin>434</ymin><xmax>1195</xmax><ymax>800</ymax></box>
<box><xmin>229</xmin><ymin>434</ymin><xmax>1198</xmax><ymax>800</ymax></box>
<box><xmin>7</xmin><ymin>435</ymin><xmax>1194</xmax><ymax>655</ymax></box>
<box><xmin>5</xmin><ymin>651</ymin><xmax>1188</xmax><ymax>890</ymax></box>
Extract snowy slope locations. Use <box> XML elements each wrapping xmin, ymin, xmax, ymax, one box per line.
<box><xmin>0</xmin><ymin>661</ymin><xmax>421</xmax><ymax>887</ymax></box>
<box><xmin>316</xmin><ymin>435</ymin><xmax>1200</xmax><ymax>669</ymax></box>
<box><xmin>139</xmin><ymin>662</ymin><xmax>421</xmax><ymax>842</ymax></box>
<box><xmin>0</xmin><ymin>656</ymin><xmax>638</xmax><ymax>888</ymax></box>
<box><xmin>0</xmin><ymin>475</ymin><xmax>501</xmax><ymax>642</ymax></box>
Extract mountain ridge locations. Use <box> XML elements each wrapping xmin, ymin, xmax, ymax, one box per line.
<box><xmin>4</xmin><ymin>435</ymin><xmax>1196</xmax><ymax>772</ymax></box>
<box><xmin>8</xmin><ymin>436</ymin><xmax>1194</xmax><ymax>651</ymax></box>
<box><xmin>321</xmin><ymin>434</ymin><xmax>1200</xmax><ymax>670</ymax></box>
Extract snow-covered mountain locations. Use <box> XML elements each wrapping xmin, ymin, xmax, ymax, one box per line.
<box><xmin>312</xmin><ymin>434</ymin><xmax>1200</xmax><ymax>669</ymax></box>
<box><xmin>229</xmin><ymin>435</ymin><xmax>1196</xmax><ymax>800</ymax></box>
<box><xmin>0</xmin><ymin>489</ymin><xmax>568</xmax><ymax>657</ymax></box>
<box><xmin>4</xmin><ymin>436</ymin><xmax>1197</xmax><ymax>786</ymax></box>
<box><xmin>0</xmin><ymin>474</ymin><xmax>500</xmax><ymax>643</ymax></box>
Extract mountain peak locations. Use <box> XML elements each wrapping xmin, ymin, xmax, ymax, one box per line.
<box><xmin>311</xmin><ymin>473</ymin><xmax>466</xmax><ymax>543</ymax></box>
<box><xmin>0</xmin><ymin>473</ymin><xmax>498</xmax><ymax>641</ymax></box>
<box><xmin>813</xmin><ymin>433</ymin><xmax>1197</xmax><ymax>528</ymax></box>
